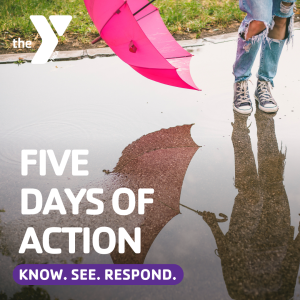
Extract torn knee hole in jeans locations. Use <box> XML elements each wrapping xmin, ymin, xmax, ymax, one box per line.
<box><xmin>239</xmin><ymin>21</ymin><xmax>269</xmax><ymax>52</ymax></box>
<box><xmin>266</xmin><ymin>14</ymin><xmax>294</xmax><ymax>47</ymax></box>
<box><xmin>280</xmin><ymin>2</ymin><xmax>295</xmax><ymax>14</ymax></box>
<box><xmin>279</xmin><ymin>2</ymin><xmax>296</xmax><ymax>46</ymax></box>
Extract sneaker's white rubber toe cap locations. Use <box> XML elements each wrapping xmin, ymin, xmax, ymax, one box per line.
<box><xmin>233</xmin><ymin>104</ymin><xmax>253</xmax><ymax>115</ymax></box>
<box><xmin>255</xmin><ymin>96</ymin><xmax>279</xmax><ymax>113</ymax></box>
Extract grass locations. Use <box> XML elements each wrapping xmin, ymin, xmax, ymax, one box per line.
<box><xmin>0</xmin><ymin>0</ymin><xmax>299</xmax><ymax>44</ymax></box>
<box><xmin>0</xmin><ymin>0</ymin><xmax>97</xmax><ymax>43</ymax></box>
<box><xmin>158</xmin><ymin>0</ymin><xmax>244</xmax><ymax>34</ymax></box>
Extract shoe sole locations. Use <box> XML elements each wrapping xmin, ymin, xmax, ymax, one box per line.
<box><xmin>254</xmin><ymin>95</ymin><xmax>279</xmax><ymax>113</ymax></box>
<box><xmin>233</xmin><ymin>104</ymin><xmax>253</xmax><ymax>115</ymax></box>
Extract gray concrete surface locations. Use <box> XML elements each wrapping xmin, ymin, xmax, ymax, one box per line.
<box><xmin>0</xmin><ymin>27</ymin><xmax>300</xmax><ymax>300</ymax></box>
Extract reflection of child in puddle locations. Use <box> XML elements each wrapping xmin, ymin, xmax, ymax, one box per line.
<box><xmin>203</xmin><ymin>107</ymin><xmax>300</xmax><ymax>299</ymax></box>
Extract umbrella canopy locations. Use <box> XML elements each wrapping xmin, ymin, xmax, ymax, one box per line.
<box><xmin>84</xmin><ymin>0</ymin><xmax>200</xmax><ymax>90</ymax></box>
<box><xmin>110</xmin><ymin>124</ymin><xmax>200</xmax><ymax>263</ymax></box>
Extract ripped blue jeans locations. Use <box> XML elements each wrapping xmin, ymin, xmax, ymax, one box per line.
<box><xmin>233</xmin><ymin>0</ymin><xmax>295</xmax><ymax>86</ymax></box>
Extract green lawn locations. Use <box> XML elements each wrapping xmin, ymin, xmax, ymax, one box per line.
<box><xmin>0</xmin><ymin>0</ymin><xmax>299</xmax><ymax>45</ymax></box>
<box><xmin>0</xmin><ymin>0</ymin><xmax>96</xmax><ymax>43</ymax></box>
<box><xmin>158</xmin><ymin>0</ymin><xmax>244</xmax><ymax>33</ymax></box>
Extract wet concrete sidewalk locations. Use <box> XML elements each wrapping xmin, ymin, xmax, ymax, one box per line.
<box><xmin>0</xmin><ymin>28</ymin><xmax>300</xmax><ymax>300</ymax></box>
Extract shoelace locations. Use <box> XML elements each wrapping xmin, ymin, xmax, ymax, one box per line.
<box><xmin>257</xmin><ymin>81</ymin><xmax>277</xmax><ymax>106</ymax></box>
<box><xmin>235</xmin><ymin>81</ymin><xmax>251</xmax><ymax>107</ymax></box>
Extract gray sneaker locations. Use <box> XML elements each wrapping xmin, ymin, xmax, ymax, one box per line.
<box><xmin>254</xmin><ymin>80</ymin><xmax>279</xmax><ymax>113</ymax></box>
<box><xmin>233</xmin><ymin>81</ymin><xmax>253</xmax><ymax>115</ymax></box>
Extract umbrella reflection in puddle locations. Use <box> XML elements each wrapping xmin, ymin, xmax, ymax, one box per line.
<box><xmin>110</xmin><ymin>124</ymin><xmax>200</xmax><ymax>263</ymax></box>
<box><xmin>0</xmin><ymin>124</ymin><xmax>211</xmax><ymax>265</ymax></box>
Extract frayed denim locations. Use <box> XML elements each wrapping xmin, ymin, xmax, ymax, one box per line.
<box><xmin>258</xmin><ymin>38</ymin><xmax>286</xmax><ymax>86</ymax></box>
<box><xmin>233</xmin><ymin>0</ymin><xmax>295</xmax><ymax>86</ymax></box>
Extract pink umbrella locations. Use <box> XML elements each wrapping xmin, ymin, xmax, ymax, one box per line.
<box><xmin>84</xmin><ymin>0</ymin><xmax>200</xmax><ymax>90</ymax></box>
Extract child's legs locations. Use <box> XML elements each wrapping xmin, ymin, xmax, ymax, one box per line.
<box><xmin>233</xmin><ymin>0</ymin><xmax>273</xmax><ymax>83</ymax></box>
<box><xmin>257</xmin><ymin>0</ymin><xmax>295</xmax><ymax>86</ymax></box>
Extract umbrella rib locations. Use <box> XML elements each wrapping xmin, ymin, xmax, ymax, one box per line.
<box><xmin>136</xmin><ymin>8</ymin><xmax>157</xmax><ymax>22</ymax></box>
<box><xmin>166</xmin><ymin>55</ymin><xmax>193</xmax><ymax>59</ymax></box>
<box><xmin>133</xmin><ymin>0</ymin><xmax>157</xmax><ymax>16</ymax></box>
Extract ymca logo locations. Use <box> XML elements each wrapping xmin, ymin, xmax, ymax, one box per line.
<box><xmin>30</xmin><ymin>15</ymin><xmax>72</xmax><ymax>64</ymax></box>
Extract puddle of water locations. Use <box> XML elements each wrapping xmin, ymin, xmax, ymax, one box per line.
<box><xmin>0</xmin><ymin>32</ymin><xmax>300</xmax><ymax>299</ymax></box>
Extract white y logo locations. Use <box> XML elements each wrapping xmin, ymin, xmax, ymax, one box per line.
<box><xmin>30</xmin><ymin>15</ymin><xmax>72</xmax><ymax>64</ymax></box>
